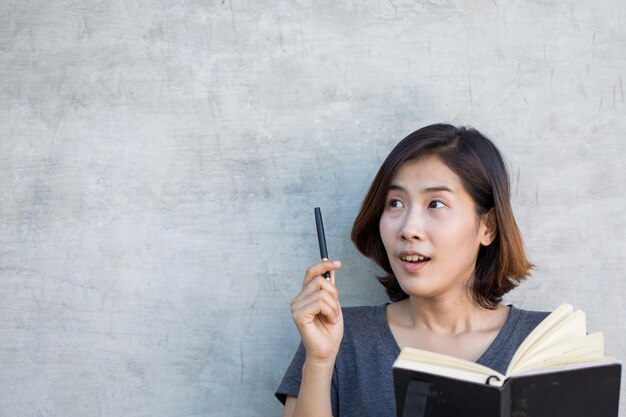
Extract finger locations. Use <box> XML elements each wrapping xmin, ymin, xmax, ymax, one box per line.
<box><xmin>296</xmin><ymin>296</ymin><xmax>340</xmax><ymax>325</ymax></box>
<box><xmin>291</xmin><ymin>289</ymin><xmax>340</xmax><ymax>319</ymax></box>
<box><xmin>303</xmin><ymin>260</ymin><xmax>341</xmax><ymax>285</ymax></box>
<box><xmin>303</xmin><ymin>259</ymin><xmax>341</xmax><ymax>283</ymax></box>
<box><xmin>300</xmin><ymin>275</ymin><xmax>339</xmax><ymax>301</ymax></box>
<box><xmin>329</xmin><ymin>268</ymin><xmax>336</xmax><ymax>286</ymax></box>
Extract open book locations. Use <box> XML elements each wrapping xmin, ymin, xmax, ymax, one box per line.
<box><xmin>392</xmin><ymin>304</ymin><xmax>622</xmax><ymax>417</ymax></box>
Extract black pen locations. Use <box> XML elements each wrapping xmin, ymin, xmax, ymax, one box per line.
<box><xmin>314</xmin><ymin>207</ymin><xmax>331</xmax><ymax>279</ymax></box>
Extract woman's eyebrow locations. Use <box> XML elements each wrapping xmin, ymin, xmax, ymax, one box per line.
<box><xmin>389</xmin><ymin>184</ymin><xmax>453</xmax><ymax>193</ymax></box>
<box><xmin>423</xmin><ymin>185</ymin><xmax>453</xmax><ymax>193</ymax></box>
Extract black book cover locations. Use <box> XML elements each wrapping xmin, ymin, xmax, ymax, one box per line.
<box><xmin>394</xmin><ymin>362</ymin><xmax>621</xmax><ymax>417</ymax></box>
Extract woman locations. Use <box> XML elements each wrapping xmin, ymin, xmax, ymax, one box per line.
<box><xmin>276</xmin><ymin>124</ymin><xmax>548</xmax><ymax>417</ymax></box>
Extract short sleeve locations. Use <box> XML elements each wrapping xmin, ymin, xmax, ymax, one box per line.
<box><xmin>275</xmin><ymin>305</ymin><xmax>396</xmax><ymax>416</ymax></box>
<box><xmin>275</xmin><ymin>341</ymin><xmax>306</xmax><ymax>404</ymax></box>
<box><xmin>274</xmin><ymin>342</ymin><xmax>339</xmax><ymax>416</ymax></box>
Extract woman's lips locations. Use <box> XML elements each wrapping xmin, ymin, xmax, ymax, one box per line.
<box><xmin>401</xmin><ymin>260</ymin><xmax>428</xmax><ymax>273</ymax></box>
<box><xmin>398</xmin><ymin>256</ymin><xmax>430</xmax><ymax>273</ymax></box>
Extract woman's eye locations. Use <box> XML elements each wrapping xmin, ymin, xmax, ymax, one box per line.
<box><xmin>428</xmin><ymin>200</ymin><xmax>445</xmax><ymax>209</ymax></box>
<box><xmin>389</xmin><ymin>199</ymin><xmax>405</xmax><ymax>208</ymax></box>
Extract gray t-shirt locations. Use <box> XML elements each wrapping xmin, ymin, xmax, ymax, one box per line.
<box><xmin>275</xmin><ymin>304</ymin><xmax>548</xmax><ymax>417</ymax></box>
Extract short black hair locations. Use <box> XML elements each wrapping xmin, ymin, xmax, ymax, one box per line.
<box><xmin>351</xmin><ymin>124</ymin><xmax>532</xmax><ymax>309</ymax></box>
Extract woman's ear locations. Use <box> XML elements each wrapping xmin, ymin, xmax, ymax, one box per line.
<box><xmin>480</xmin><ymin>208</ymin><xmax>497</xmax><ymax>246</ymax></box>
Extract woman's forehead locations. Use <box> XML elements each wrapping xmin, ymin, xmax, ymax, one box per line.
<box><xmin>392</xmin><ymin>156</ymin><xmax>463</xmax><ymax>189</ymax></box>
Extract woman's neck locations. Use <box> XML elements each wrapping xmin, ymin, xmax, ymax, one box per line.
<box><xmin>397</xmin><ymin>296</ymin><xmax>504</xmax><ymax>336</ymax></box>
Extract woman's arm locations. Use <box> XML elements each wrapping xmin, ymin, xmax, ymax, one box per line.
<box><xmin>282</xmin><ymin>359</ymin><xmax>335</xmax><ymax>417</ymax></box>
<box><xmin>283</xmin><ymin>260</ymin><xmax>343</xmax><ymax>417</ymax></box>
<box><xmin>282</xmin><ymin>396</ymin><xmax>296</xmax><ymax>417</ymax></box>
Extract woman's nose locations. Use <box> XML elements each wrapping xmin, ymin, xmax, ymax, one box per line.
<box><xmin>400</xmin><ymin>208</ymin><xmax>425</xmax><ymax>241</ymax></box>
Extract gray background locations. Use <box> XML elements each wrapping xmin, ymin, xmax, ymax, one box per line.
<box><xmin>1</xmin><ymin>0</ymin><xmax>625</xmax><ymax>416</ymax></box>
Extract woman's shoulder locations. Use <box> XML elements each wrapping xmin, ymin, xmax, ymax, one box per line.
<box><xmin>508</xmin><ymin>304</ymin><xmax>551</xmax><ymax>330</ymax></box>
<box><xmin>341</xmin><ymin>303</ymin><xmax>387</xmax><ymax>322</ymax></box>
<box><xmin>337</xmin><ymin>303</ymin><xmax>399</xmax><ymax>363</ymax></box>
<box><xmin>340</xmin><ymin>303</ymin><xmax>390</xmax><ymax>336</ymax></box>
<box><xmin>342</xmin><ymin>303</ymin><xmax>387</xmax><ymax>315</ymax></box>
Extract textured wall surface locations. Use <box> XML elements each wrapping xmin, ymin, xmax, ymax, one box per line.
<box><xmin>1</xmin><ymin>1</ymin><xmax>625</xmax><ymax>416</ymax></box>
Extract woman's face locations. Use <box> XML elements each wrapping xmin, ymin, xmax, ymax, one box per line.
<box><xmin>379</xmin><ymin>156</ymin><xmax>494</xmax><ymax>301</ymax></box>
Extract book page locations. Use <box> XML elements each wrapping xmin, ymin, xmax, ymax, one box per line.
<box><xmin>393</xmin><ymin>358</ymin><xmax>506</xmax><ymax>387</ymax></box>
<box><xmin>395</xmin><ymin>347</ymin><xmax>505</xmax><ymax>383</ymax></box>
<box><xmin>509</xmin><ymin>309</ymin><xmax>587</xmax><ymax>373</ymax></box>
<box><xmin>508</xmin><ymin>304</ymin><xmax>573</xmax><ymax>371</ymax></box>
<box><xmin>510</xmin><ymin>332</ymin><xmax>606</xmax><ymax>375</ymax></box>
<box><xmin>511</xmin><ymin>358</ymin><xmax>619</xmax><ymax>378</ymax></box>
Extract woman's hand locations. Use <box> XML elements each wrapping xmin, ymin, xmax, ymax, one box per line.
<box><xmin>290</xmin><ymin>259</ymin><xmax>343</xmax><ymax>364</ymax></box>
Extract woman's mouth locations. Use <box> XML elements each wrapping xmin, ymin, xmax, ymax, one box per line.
<box><xmin>400</xmin><ymin>254</ymin><xmax>430</xmax><ymax>263</ymax></box>
<box><xmin>399</xmin><ymin>254</ymin><xmax>431</xmax><ymax>273</ymax></box>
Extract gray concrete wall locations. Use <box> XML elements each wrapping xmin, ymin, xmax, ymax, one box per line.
<box><xmin>1</xmin><ymin>1</ymin><xmax>624</xmax><ymax>416</ymax></box>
